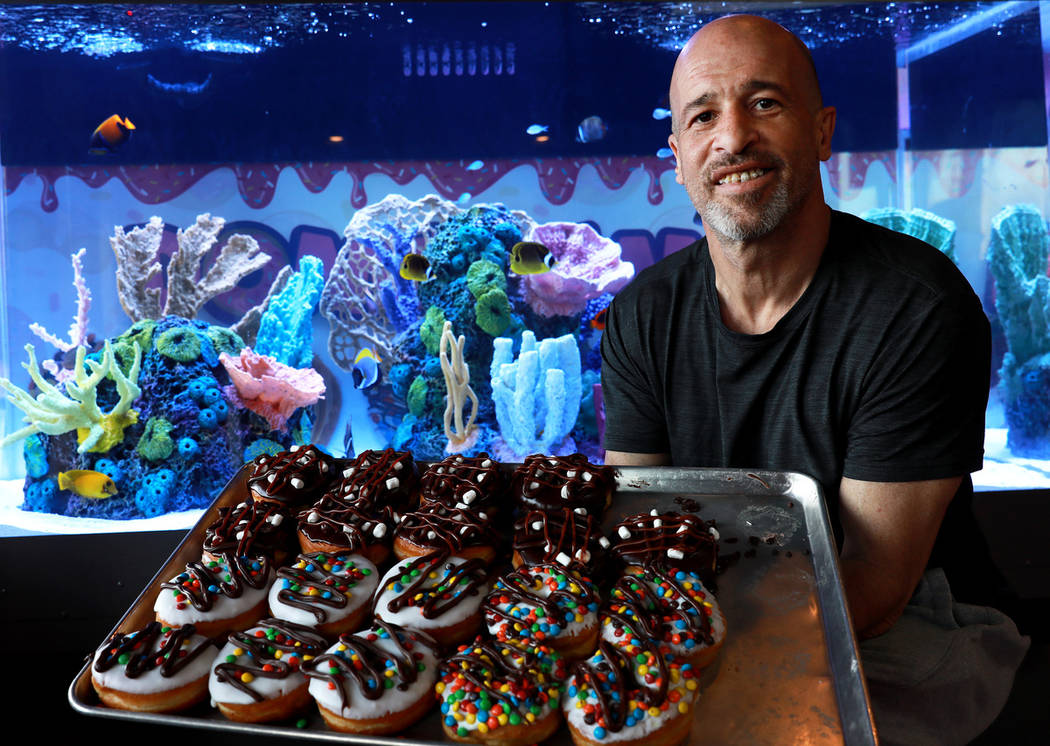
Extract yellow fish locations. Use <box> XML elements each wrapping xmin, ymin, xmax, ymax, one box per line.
<box><xmin>510</xmin><ymin>242</ymin><xmax>557</xmax><ymax>275</ymax></box>
<box><xmin>89</xmin><ymin>114</ymin><xmax>135</xmax><ymax>154</ymax></box>
<box><xmin>57</xmin><ymin>469</ymin><xmax>118</xmax><ymax>499</ymax></box>
<box><xmin>399</xmin><ymin>253</ymin><xmax>433</xmax><ymax>282</ymax></box>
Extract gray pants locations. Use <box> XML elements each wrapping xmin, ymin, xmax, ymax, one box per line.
<box><xmin>860</xmin><ymin>569</ymin><xmax>1031</xmax><ymax>746</ymax></box>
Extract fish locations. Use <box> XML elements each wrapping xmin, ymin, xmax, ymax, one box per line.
<box><xmin>57</xmin><ymin>469</ymin><xmax>118</xmax><ymax>499</ymax></box>
<box><xmin>89</xmin><ymin>114</ymin><xmax>135</xmax><ymax>154</ymax></box>
<box><xmin>457</xmin><ymin>192</ymin><xmax>472</xmax><ymax>205</ymax></box>
<box><xmin>352</xmin><ymin>348</ymin><xmax>380</xmax><ymax>390</ymax></box>
<box><xmin>342</xmin><ymin>417</ymin><xmax>355</xmax><ymax>458</ymax></box>
<box><xmin>510</xmin><ymin>241</ymin><xmax>557</xmax><ymax>275</ymax></box>
<box><xmin>399</xmin><ymin>253</ymin><xmax>433</xmax><ymax>282</ymax></box>
<box><xmin>656</xmin><ymin>147</ymin><xmax>674</xmax><ymax>159</ymax></box>
<box><xmin>590</xmin><ymin>306</ymin><xmax>609</xmax><ymax>330</ymax></box>
<box><xmin>526</xmin><ymin>124</ymin><xmax>548</xmax><ymax>135</ymax></box>
<box><xmin>652</xmin><ymin>107</ymin><xmax>672</xmax><ymax>120</ymax></box>
<box><xmin>466</xmin><ymin>160</ymin><xmax>484</xmax><ymax>171</ymax></box>
<box><xmin>576</xmin><ymin>115</ymin><xmax>608</xmax><ymax>143</ymax></box>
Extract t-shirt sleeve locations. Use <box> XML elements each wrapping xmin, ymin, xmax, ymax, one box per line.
<box><xmin>600</xmin><ymin>293</ymin><xmax>671</xmax><ymax>454</ymax></box>
<box><xmin>842</xmin><ymin>289</ymin><xmax>990</xmax><ymax>482</ymax></box>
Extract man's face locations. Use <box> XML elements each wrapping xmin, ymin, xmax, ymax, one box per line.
<box><xmin>668</xmin><ymin>22</ymin><xmax>835</xmax><ymax>243</ymax></box>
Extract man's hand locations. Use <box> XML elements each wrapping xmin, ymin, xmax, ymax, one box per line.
<box><xmin>603</xmin><ymin>451</ymin><xmax>672</xmax><ymax>466</ymax></box>
<box><xmin>838</xmin><ymin>475</ymin><xmax>960</xmax><ymax>639</ymax></box>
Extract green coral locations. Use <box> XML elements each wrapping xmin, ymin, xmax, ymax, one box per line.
<box><xmin>244</xmin><ymin>438</ymin><xmax>284</xmax><ymax>462</ymax></box>
<box><xmin>466</xmin><ymin>259</ymin><xmax>507</xmax><ymax>299</ymax></box>
<box><xmin>420</xmin><ymin>305</ymin><xmax>447</xmax><ymax>356</ymax></box>
<box><xmin>206</xmin><ymin>325</ymin><xmax>246</xmax><ymax>357</ymax></box>
<box><xmin>407</xmin><ymin>375</ymin><xmax>429</xmax><ymax>417</ymax></box>
<box><xmin>113</xmin><ymin>319</ymin><xmax>156</xmax><ymax>375</ymax></box>
<box><xmin>475</xmin><ymin>287</ymin><xmax>513</xmax><ymax>336</ymax></box>
<box><xmin>155</xmin><ymin>326</ymin><xmax>202</xmax><ymax>362</ymax></box>
<box><xmin>136</xmin><ymin>416</ymin><xmax>175</xmax><ymax>462</ymax></box>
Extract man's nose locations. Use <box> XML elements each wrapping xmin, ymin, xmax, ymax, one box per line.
<box><xmin>713</xmin><ymin>106</ymin><xmax>759</xmax><ymax>154</ymax></box>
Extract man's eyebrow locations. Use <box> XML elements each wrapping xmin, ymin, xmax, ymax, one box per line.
<box><xmin>680</xmin><ymin>80</ymin><xmax>790</xmax><ymax>114</ymax></box>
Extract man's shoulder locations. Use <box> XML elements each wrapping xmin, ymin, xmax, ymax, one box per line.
<box><xmin>613</xmin><ymin>237</ymin><xmax>706</xmax><ymax>308</ymax></box>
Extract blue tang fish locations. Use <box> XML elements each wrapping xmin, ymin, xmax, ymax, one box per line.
<box><xmin>58</xmin><ymin>469</ymin><xmax>118</xmax><ymax>498</ymax></box>
<box><xmin>576</xmin><ymin>115</ymin><xmax>608</xmax><ymax>143</ymax></box>
<box><xmin>352</xmin><ymin>348</ymin><xmax>381</xmax><ymax>389</ymax></box>
<box><xmin>89</xmin><ymin>114</ymin><xmax>135</xmax><ymax>154</ymax></box>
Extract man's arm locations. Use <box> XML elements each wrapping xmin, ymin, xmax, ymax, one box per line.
<box><xmin>837</xmin><ymin>475</ymin><xmax>960</xmax><ymax>639</ymax></box>
<box><xmin>603</xmin><ymin>451</ymin><xmax>671</xmax><ymax>466</ymax></box>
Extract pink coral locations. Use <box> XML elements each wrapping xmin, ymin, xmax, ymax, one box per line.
<box><xmin>220</xmin><ymin>348</ymin><xmax>325</xmax><ymax>432</ymax></box>
<box><xmin>522</xmin><ymin>222</ymin><xmax>635</xmax><ymax>317</ymax></box>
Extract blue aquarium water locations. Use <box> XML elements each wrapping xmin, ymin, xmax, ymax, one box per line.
<box><xmin>1</xmin><ymin>2</ymin><xmax>1048</xmax><ymax>535</ymax></box>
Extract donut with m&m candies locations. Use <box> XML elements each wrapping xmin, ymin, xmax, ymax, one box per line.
<box><xmin>268</xmin><ymin>551</ymin><xmax>378</xmax><ymax>636</ymax></box>
<box><xmin>154</xmin><ymin>552</ymin><xmax>271</xmax><ymax>638</ymax></box>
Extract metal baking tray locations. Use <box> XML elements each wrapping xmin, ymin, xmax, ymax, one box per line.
<box><xmin>69</xmin><ymin>464</ymin><xmax>876</xmax><ymax>745</ymax></box>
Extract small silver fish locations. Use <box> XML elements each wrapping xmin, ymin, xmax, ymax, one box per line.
<box><xmin>652</xmin><ymin>107</ymin><xmax>672</xmax><ymax>120</ymax></box>
<box><xmin>466</xmin><ymin>160</ymin><xmax>484</xmax><ymax>171</ymax></box>
<box><xmin>526</xmin><ymin>124</ymin><xmax>548</xmax><ymax>135</ymax></box>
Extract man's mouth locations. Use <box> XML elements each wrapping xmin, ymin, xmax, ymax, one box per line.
<box><xmin>716</xmin><ymin>168</ymin><xmax>769</xmax><ymax>185</ymax></box>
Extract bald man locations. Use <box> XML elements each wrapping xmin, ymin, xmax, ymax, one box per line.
<box><xmin>601</xmin><ymin>15</ymin><xmax>1028</xmax><ymax>744</ymax></box>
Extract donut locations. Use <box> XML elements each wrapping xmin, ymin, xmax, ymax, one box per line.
<box><xmin>512</xmin><ymin>508</ymin><xmax>611</xmax><ymax>574</ymax></box>
<box><xmin>268</xmin><ymin>551</ymin><xmax>379</xmax><ymax>636</ymax></box>
<box><xmin>154</xmin><ymin>552</ymin><xmax>272</xmax><ymax>638</ymax></box>
<box><xmin>419</xmin><ymin>453</ymin><xmax>504</xmax><ymax>514</ymax></box>
<box><xmin>202</xmin><ymin>499</ymin><xmax>295</xmax><ymax>564</ymax></box>
<box><xmin>611</xmin><ymin>509</ymin><xmax>719</xmax><ymax>586</ymax></box>
<box><xmin>483</xmin><ymin>563</ymin><xmax>601</xmax><ymax>661</ymax></box>
<box><xmin>247</xmin><ymin>444</ymin><xmax>337</xmax><ymax>509</ymax></box>
<box><xmin>333</xmin><ymin>448</ymin><xmax>420</xmax><ymax>514</ymax></box>
<box><xmin>392</xmin><ymin>501</ymin><xmax>500</xmax><ymax>563</ymax></box>
<box><xmin>208</xmin><ymin>617</ymin><xmax>329</xmax><ymax>723</ymax></box>
<box><xmin>511</xmin><ymin>454</ymin><xmax>614</xmax><ymax>518</ymax></box>
<box><xmin>437</xmin><ymin>636</ymin><xmax>567</xmax><ymax>745</ymax></box>
<box><xmin>91</xmin><ymin>622</ymin><xmax>217</xmax><ymax>713</ymax></box>
<box><xmin>563</xmin><ymin>638</ymin><xmax>700</xmax><ymax>746</ymax></box>
<box><xmin>304</xmin><ymin>620</ymin><xmax>441</xmax><ymax>734</ymax></box>
<box><xmin>601</xmin><ymin>565</ymin><xmax>726</xmax><ymax>670</ymax></box>
<box><xmin>373</xmin><ymin>551</ymin><xmax>491</xmax><ymax>648</ymax></box>
<box><xmin>296</xmin><ymin>494</ymin><xmax>395</xmax><ymax>565</ymax></box>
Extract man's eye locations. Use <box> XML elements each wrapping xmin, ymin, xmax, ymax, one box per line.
<box><xmin>696</xmin><ymin>111</ymin><xmax>714</xmax><ymax>123</ymax></box>
<box><xmin>754</xmin><ymin>98</ymin><xmax>777</xmax><ymax>110</ymax></box>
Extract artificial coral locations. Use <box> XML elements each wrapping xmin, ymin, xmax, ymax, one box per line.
<box><xmin>219</xmin><ymin>348</ymin><xmax>325</xmax><ymax>432</ymax></box>
<box><xmin>0</xmin><ymin>340</ymin><xmax>142</xmax><ymax>454</ymax></box>
<box><xmin>862</xmin><ymin>207</ymin><xmax>958</xmax><ymax>263</ymax></box>
<box><xmin>439</xmin><ymin>320</ymin><xmax>479</xmax><ymax>453</ymax></box>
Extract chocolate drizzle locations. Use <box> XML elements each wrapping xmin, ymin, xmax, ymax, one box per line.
<box><xmin>297</xmin><ymin>494</ymin><xmax>394</xmax><ymax>553</ymax></box>
<box><xmin>443</xmin><ymin>638</ymin><xmax>563</xmax><ymax>713</ymax></box>
<box><xmin>274</xmin><ymin>552</ymin><xmax>368</xmax><ymax>624</ymax></box>
<box><xmin>203</xmin><ymin>500</ymin><xmax>293</xmax><ymax>560</ymax></box>
<box><xmin>93</xmin><ymin>622</ymin><xmax>213</xmax><ymax>679</ymax></box>
<box><xmin>247</xmin><ymin>445</ymin><xmax>336</xmax><ymax>506</ymax></box>
<box><xmin>212</xmin><ymin>618</ymin><xmax>328</xmax><ymax>702</ymax></box>
<box><xmin>604</xmin><ymin>566</ymin><xmax>715</xmax><ymax>647</ymax></box>
<box><xmin>483</xmin><ymin>564</ymin><xmax>598</xmax><ymax>634</ymax></box>
<box><xmin>303</xmin><ymin>621</ymin><xmax>437</xmax><ymax>709</ymax></box>
<box><xmin>570</xmin><ymin>637</ymin><xmax>669</xmax><ymax>733</ymax></box>
<box><xmin>513</xmin><ymin>508</ymin><xmax>610</xmax><ymax>571</ymax></box>
<box><xmin>160</xmin><ymin>552</ymin><xmax>270</xmax><ymax>611</ymax></box>
<box><xmin>420</xmin><ymin>453</ymin><xmax>503</xmax><ymax>511</ymax></box>
<box><xmin>378</xmin><ymin>551</ymin><xmax>488</xmax><ymax>619</ymax></box>
<box><xmin>511</xmin><ymin>454</ymin><xmax>613</xmax><ymax>517</ymax></box>
<box><xmin>332</xmin><ymin>448</ymin><xmax>419</xmax><ymax>513</ymax></box>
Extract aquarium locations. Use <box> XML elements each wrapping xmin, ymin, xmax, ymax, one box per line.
<box><xmin>1</xmin><ymin>1</ymin><xmax>1048</xmax><ymax>536</ymax></box>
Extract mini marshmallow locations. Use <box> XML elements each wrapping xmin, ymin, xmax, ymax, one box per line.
<box><xmin>667</xmin><ymin>548</ymin><xmax>685</xmax><ymax>560</ymax></box>
<box><xmin>556</xmin><ymin>552</ymin><xmax>572</xmax><ymax>566</ymax></box>
<box><xmin>290</xmin><ymin>477</ymin><xmax>305</xmax><ymax>489</ymax></box>
<box><xmin>386</xmin><ymin>477</ymin><xmax>400</xmax><ymax>490</ymax></box>
<box><xmin>618</xmin><ymin>526</ymin><xmax>631</xmax><ymax>540</ymax></box>
<box><xmin>373</xmin><ymin>524</ymin><xmax>387</xmax><ymax>538</ymax></box>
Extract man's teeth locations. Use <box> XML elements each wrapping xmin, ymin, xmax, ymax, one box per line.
<box><xmin>718</xmin><ymin>168</ymin><xmax>766</xmax><ymax>185</ymax></box>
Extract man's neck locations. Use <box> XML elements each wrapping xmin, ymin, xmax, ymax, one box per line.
<box><xmin>707</xmin><ymin>203</ymin><xmax>832</xmax><ymax>335</ymax></box>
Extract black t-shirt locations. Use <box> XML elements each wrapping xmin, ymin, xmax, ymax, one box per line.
<box><xmin>601</xmin><ymin>210</ymin><xmax>992</xmax><ymax>582</ymax></box>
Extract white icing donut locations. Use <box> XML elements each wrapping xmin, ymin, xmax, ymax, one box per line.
<box><xmin>268</xmin><ymin>551</ymin><xmax>378</xmax><ymax>631</ymax></box>
<box><xmin>372</xmin><ymin>553</ymin><xmax>490</xmax><ymax>639</ymax></box>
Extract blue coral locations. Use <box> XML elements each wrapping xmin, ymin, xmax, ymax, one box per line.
<box><xmin>94</xmin><ymin>458</ymin><xmax>123</xmax><ymax>484</ymax></box>
<box><xmin>23</xmin><ymin>478</ymin><xmax>59</xmax><ymax>513</ymax></box>
<box><xmin>177</xmin><ymin>437</ymin><xmax>200</xmax><ymax>459</ymax></box>
<box><xmin>255</xmin><ymin>254</ymin><xmax>325</xmax><ymax>368</ymax></box>
<box><xmin>135</xmin><ymin>468</ymin><xmax>176</xmax><ymax>518</ymax></box>
<box><xmin>23</xmin><ymin>433</ymin><xmax>48</xmax><ymax>479</ymax></box>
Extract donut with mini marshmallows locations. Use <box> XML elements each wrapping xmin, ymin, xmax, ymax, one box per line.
<box><xmin>601</xmin><ymin>565</ymin><xmax>726</xmax><ymax>670</ymax></box>
<box><xmin>296</xmin><ymin>494</ymin><xmax>395</xmax><ymax>565</ymax></box>
<box><xmin>209</xmin><ymin>618</ymin><xmax>328</xmax><ymax>722</ymax></box>
<box><xmin>268</xmin><ymin>551</ymin><xmax>378</xmax><ymax>636</ymax></box>
<box><xmin>373</xmin><ymin>551</ymin><xmax>490</xmax><ymax>648</ymax></box>
<box><xmin>331</xmin><ymin>448</ymin><xmax>420</xmax><ymax>515</ymax></box>
<box><xmin>247</xmin><ymin>445</ymin><xmax>337</xmax><ymax>509</ymax></box>
<box><xmin>304</xmin><ymin>620</ymin><xmax>440</xmax><ymax>735</ymax></box>
<box><xmin>612</xmin><ymin>509</ymin><xmax>719</xmax><ymax>586</ymax></box>
<box><xmin>563</xmin><ymin>638</ymin><xmax>700</xmax><ymax>746</ymax></box>
<box><xmin>419</xmin><ymin>453</ymin><xmax>504</xmax><ymax>514</ymax></box>
<box><xmin>512</xmin><ymin>508</ymin><xmax>611</xmax><ymax>574</ymax></box>
<box><xmin>438</xmin><ymin>637</ymin><xmax>567</xmax><ymax>745</ymax></box>
<box><xmin>393</xmin><ymin>501</ymin><xmax>500</xmax><ymax>563</ymax></box>
<box><xmin>512</xmin><ymin>454</ymin><xmax>614</xmax><ymax>518</ymax></box>
<box><xmin>92</xmin><ymin>622</ymin><xmax>217</xmax><ymax>713</ymax></box>
<box><xmin>203</xmin><ymin>499</ymin><xmax>295</xmax><ymax>564</ymax></box>
<box><xmin>483</xmin><ymin>563</ymin><xmax>601</xmax><ymax>661</ymax></box>
<box><xmin>154</xmin><ymin>552</ymin><xmax>271</xmax><ymax>638</ymax></box>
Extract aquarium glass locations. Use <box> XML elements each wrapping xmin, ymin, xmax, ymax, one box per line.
<box><xmin>1</xmin><ymin>2</ymin><xmax>1048</xmax><ymax>536</ymax></box>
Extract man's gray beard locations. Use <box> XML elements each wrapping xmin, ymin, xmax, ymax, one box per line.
<box><xmin>700</xmin><ymin>181</ymin><xmax>792</xmax><ymax>243</ymax></box>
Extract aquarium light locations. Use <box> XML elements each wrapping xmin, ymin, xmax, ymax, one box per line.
<box><xmin>185</xmin><ymin>38</ymin><xmax>263</xmax><ymax>55</ymax></box>
<box><xmin>897</xmin><ymin>0</ymin><xmax>1038</xmax><ymax>65</ymax></box>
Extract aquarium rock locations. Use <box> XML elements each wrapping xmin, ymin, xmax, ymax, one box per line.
<box><xmin>490</xmin><ymin>330</ymin><xmax>581</xmax><ymax>458</ymax></box>
<box><xmin>219</xmin><ymin>347</ymin><xmax>325</xmax><ymax>432</ymax></box>
<box><xmin>521</xmin><ymin>222</ymin><xmax>634</xmax><ymax>318</ymax></box>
